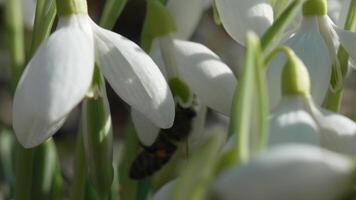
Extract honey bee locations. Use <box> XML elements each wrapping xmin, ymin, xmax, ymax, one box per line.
<box><xmin>129</xmin><ymin>106</ymin><xmax>196</xmax><ymax>180</ymax></box>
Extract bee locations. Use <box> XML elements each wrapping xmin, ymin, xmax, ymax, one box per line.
<box><xmin>129</xmin><ymin>106</ymin><xmax>197</xmax><ymax>180</ymax></box>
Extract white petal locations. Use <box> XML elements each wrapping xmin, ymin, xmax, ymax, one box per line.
<box><xmin>173</xmin><ymin>39</ymin><xmax>237</xmax><ymax>115</ymax></box>
<box><xmin>319</xmin><ymin>109</ymin><xmax>356</xmax><ymax>156</ymax></box>
<box><xmin>131</xmin><ymin>109</ymin><xmax>160</xmax><ymax>146</ymax></box>
<box><xmin>167</xmin><ymin>0</ymin><xmax>204</xmax><ymax>40</ymax></box>
<box><xmin>267</xmin><ymin>17</ymin><xmax>331</xmax><ymax>109</ymax></box>
<box><xmin>268</xmin><ymin>96</ymin><xmax>320</xmax><ymax>147</ymax></box>
<box><xmin>214</xmin><ymin>144</ymin><xmax>353</xmax><ymax>200</ymax></box>
<box><xmin>328</xmin><ymin>0</ymin><xmax>350</xmax><ymax>26</ymax></box>
<box><xmin>13</xmin><ymin>15</ymin><xmax>94</xmax><ymax>148</ymax></box>
<box><xmin>334</xmin><ymin>25</ymin><xmax>356</xmax><ymax>65</ymax></box>
<box><xmin>215</xmin><ymin>0</ymin><xmax>273</xmax><ymax>45</ymax></box>
<box><xmin>92</xmin><ymin>23</ymin><xmax>175</xmax><ymax>129</ymax></box>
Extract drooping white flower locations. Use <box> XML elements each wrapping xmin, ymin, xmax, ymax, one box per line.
<box><xmin>13</xmin><ymin>3</ymin><xmax>175</xmax><ymax>148</ymax></box>
<box><xmin>267</xmin><ymin>48</ymin><xmax>356</xmax><ymax>156</ymax></box>
<box><xmin>132</xmin><ymin>1</ymin><xmax>237</xmax><ymax>146</ymax></box>
<box><xmin>132</xmin><ymin>37</ymin><xmax>237</xmax><ymax>145</ymax></box>
<box><xmin>214</xmin><ymin>144</ymin><xmax>354</xmax><ymax>200</ymax></box>
<box><xmin>215</xmin><ymin>0</ymin><xmax>356</xmax><ymax>110</ymax></box>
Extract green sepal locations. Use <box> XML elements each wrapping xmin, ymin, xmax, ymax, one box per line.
<box><xmin>56</xmin><ymin>0</ymin><xmax>87</xmax><ymax>16</ymax></box>
<box><xmin>168</xmin><ymin>77</ymin><xmax>192</xmax><ymax>105</ymax></box>
<box><xmin>281</xmin><ymin>50</ymin><xmax>311</xmax><ymax>97</ymax></box>
<box><xmin>141</xmin><ymin>0</ymin><xmax>176</xmax><ymax>52</ymax></box>
<box><xmin>302</xmin><ymin>0</ymin><xmax>327</xmax><ymax>16</ymax></box>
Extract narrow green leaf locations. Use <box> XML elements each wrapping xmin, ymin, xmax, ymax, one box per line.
<box><xmin>229</xmin><ymin>32</ymin><xmax>260</xmax><ymax>164</ymax></box>
<box><xmin>261</xmin><ymin>0</ymin><xmax>302</xmax><ymax>51</ymax></box>
<box><xmin>31</xmin><ymin>139</ymin><xmax>59</xmax><ymax>200</ymax></box>
<box><xmin>119</xmin><ymin>120</ymin><xmax>139</xmax><ymax>200</ymax></box>
<box><xmin>82</xmin><ymin>75</ymin><xmax>114</xmax><ymax>200</ymax></box>
<box><xmin>141</xmin><ymin>0</ymin><xmax>176</xmax><ymax>51</ymax></box>
<box><xmin>5</xmin><ymin>0</ymin><xmax>25</xmax><ymax>94</ymax></box>
<box><xmin>100</xmin><ymin>0</ymin><xmax>128</xmax><ymax>29</ymax></box>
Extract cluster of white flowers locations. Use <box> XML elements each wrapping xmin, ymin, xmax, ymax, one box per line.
<box><xmin>10</xmin><ymin>0</ymin><xmax>356</xmax><ymax>199</ymax></box>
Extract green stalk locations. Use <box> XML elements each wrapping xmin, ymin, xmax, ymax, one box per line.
<box><xmin>31</xmin><ymin>139</ymin><xmax>60</xmax><ymax>200</ymax></box>
<box><xmin>29</xmin><ymin>0</ymin><xmax>57</xmax><ymax>58</ymax></box>
<box><xmin>71</xmin><ymin>129</ymin><xmax>87</xmax><ymax>200</ymax></box>
<box><xmin>254</xmin><ymin>42</ymin><xmax>268</xmax><ymax>152</ymax></box>
<box><xmin>229</xmin><ymin>33</ymin><xmax>260</xmax><ymax>163</ymax></box>
<box><xmin>261</xmin><ymin>0</ymin><xmax>302</xmax><ymax>51</ymax></box>
<box><xmin>5</xmin><ymin>0</ymin><xmax>25</xmax><ymax>94</ymax></box>
<box><xmin>82</xmin><ymin>66</ymin><xmax>113</xmax><ymax>199</ymax></box>
<box><xmin>14</xmin><ymin>146</ymin><xmax>34</xmax><ymax>200</ymax></box>
<box><xmin>100</xmin><ymin>0</ymin><xmax>128</xmax><ymax>29</ymax></box>
<box><xmin>323</xmin><ymin>0</ymin><xmax>356</xmax><ymax>112</ymax></box>
<box><xmin>119</xmin><ymin>120</ymin><xmax>139</xmax><ymax>200</ymax></box>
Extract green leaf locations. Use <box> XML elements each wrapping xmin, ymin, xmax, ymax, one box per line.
<box><xmin>100</xmin><ymin>0</ymin><xmax>128</xmax><ymax>29</ymax></box>
<box><xmin>82</xmin><ymin>67</ymin><xmax>114</xmax><ymax>199</ymax></box>
<box><xmin>31</xmin><ymin>139</ymin><xmax>60</xmax><ymax>200</ymax></box>
<box><xmin>141</xmin><ymin>0</ymin><xmax>176</xmax><ymax>52</ymax></box>
<box><xmin>229</xmin><ymin>32</ymin><xmax>260</xmax><ymax>164</ymax></box>
<box><xmin>261</xmin><ymin>0</ymin><xmax>302</xmax><ymax>51</ymax></box>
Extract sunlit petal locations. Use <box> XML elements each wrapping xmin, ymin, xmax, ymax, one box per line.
<box><xmin>131</xmin><ymin>109</ymin><xmax>160</xmax><ymax>146</ymax></box>
<box><xmin>215</xmin><ymin>0</ymin><xmax>273</xmax><ymax>45</ymax></box>
<box><xmin>173</xmin><ymin>39</ymin><xmax>237</xmax><ymax>115</ymax></box>
<box><xmin>267</xmin><ymin>17</ymin><xmax>331</xmax><ymax>109</ymax></box>
<box><xmin>13</xmin><ymin>15</ymin><xmax>94</xmax><ymax>148</ymax></box>
<box><xmin>93</xmin><ymin>23</ymin><xmax>175</xmax><ymax>129</ymax></box>
<box><xmin>214</xmin><ymin>144</ymin><xmax>353</xmax><ymax>200</ymax></box>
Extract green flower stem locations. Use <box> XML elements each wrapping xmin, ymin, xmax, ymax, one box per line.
<box><xmin>254</xmin><ymin>42</ymin><xmax>268</xmax><ymax>153</ymax></box>
<box><xmin>119</xmin><ymin>120</ymin><xmax>139</xmax><ymax>200</ymax></box>
<box><xmin>71</xmin><ymin>129</ymin><xmax>87</xmax><ymax>200</ymax></box>
<box><xmin>323</xmin><ymin>0</ymin><xmax>356</xmax><ymax>112</ymax></box>
<box><xmin>14</xmin><ymin>146</ymin><xmax>34</xmax><ymax>200</ymax></box>
<box><xmin>100</xmin><ymin>0</ymin><xmax>128</xmax><ymax>29</ymax></box>
<box><xmin>229</xmin><ymin>33</ymin><xmax>259</xmax><ymax>164</ymax></box>
<box><xmin>31</xmin><ymin>139</ymin><xmax>60</xmax><ymax>200</ymax></box>
<box><xmin>261</xmin><ymin>0</ymin><xmax>302</xmax><ymax>51</ymax></box>
<box><xmin>5</xmin><ymin>0</ymin><xmax>25</xmax><ymax>94</ymax></box>
<box><xmin>30</xmin><ymin>0</ymin><xmax>56</xmax><ymax>57</ymax></box>
<box><xmin>82</xmin><ymin>66</ymin><xmax>113</xmax><ymax>200</ymax></box>
<box><xmin>137</xmin><ymin>178</ymin><xmax>152</xmax><ymax>200</ymax></box>
<box><xmin>0</xmin><ymin>129</ymin><xmax>15</xmax><ymax>198</ymax></box>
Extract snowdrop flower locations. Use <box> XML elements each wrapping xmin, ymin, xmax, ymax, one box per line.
<box><xmin>215</xmin><ymin>0</ymin><xmax>356</xmax><ymax>109</ymax></box>
<box><xmin>214</xmin><ymin>144</ymin><xmax>355</xmax><ymax>200</ymax></box>
<box><xmin>132</xmin><ymin>1</ymin><xmax>237</xmax><ymax>146</ymax></box>
<box><xmin>268</xmin><ymin>48</ymin><xmax>356</xmax><ymax>156</ymax></box>
<box><xmin>13</xmin><ymin>0</ymin><xmax>175</xmax><ymax>148</ymax></box>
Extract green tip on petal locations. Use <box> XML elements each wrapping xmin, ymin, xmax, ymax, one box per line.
<box><xmin>281</xmin><ymin>50</ymin><xmax>311</xmax><ymax>97</ymax></box>
<box><xmin>56</xmin><ymin>0</ymin><xmax>88</xmax><ymax>16</ymax></box>
<box><xmin>302</xmin><ymin>0</ymin><xmax>327</xmax><ymax>16</ymax></box>
<box><xmin>168</xmin><ymin>77</ymin><xmax>191</xmax><ymax>104</ymax></box>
